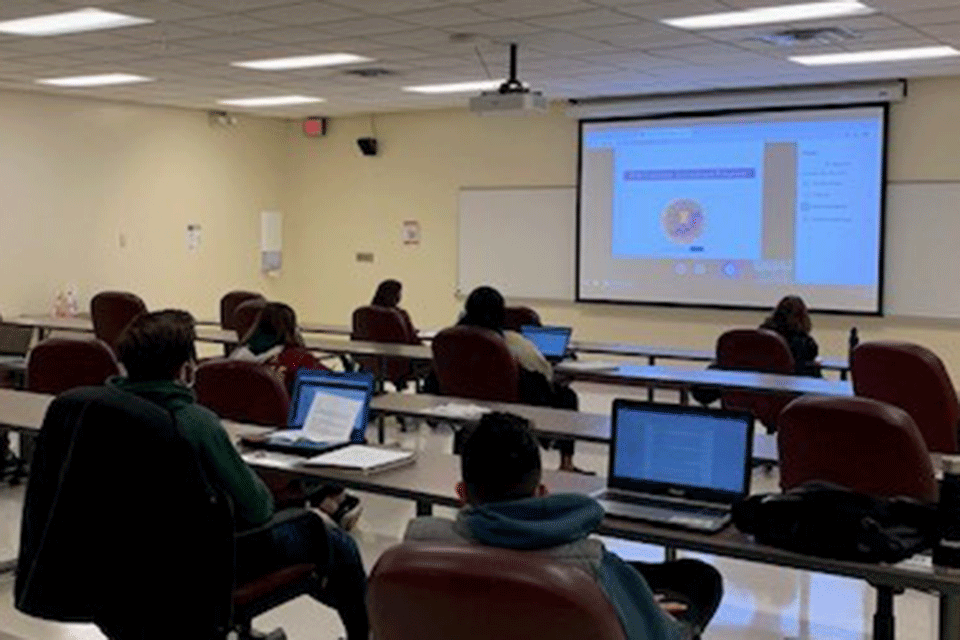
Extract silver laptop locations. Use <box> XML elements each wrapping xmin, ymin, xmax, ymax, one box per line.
<box><xmin>593</xmin><ymin>400</ymin><xmax>754</xmax><ymax>533</ymax></box>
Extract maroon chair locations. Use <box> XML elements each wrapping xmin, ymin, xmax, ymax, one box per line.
<box><xmin>778</xmin><ymin>395</ymin><xmax>937</xmax><ymax>640</ymax></box>
<box><xmin>778</xmin><ymin>395</ymin><xmax>937</xmax><ymax>501</ymax></box>
<box><xmin>232</xmin><ymin>299</ymin><xmax>267</xmax><ymax>342</ymax></box>
<box><xmin>503</xmin><ymin>306</ymin><xmax>542</xmax><ymax>332</ymax></box>
<box><xmin>220</xmin><ymin>291</ymin><xmax>265</xmax><ymax>331</ymax></box>
<box><xmin>852</xmin><ymin>341</ymin><xmax>960</xmax><ymax>453</ymax></box>
<box><xmin>368</xmin><ymin>543</ymin><xmax>626</xmax><ymax>640</ymax></box>
<box><xmin>26</xmin><ymin>338</ymin><xmax>121</xmax><ymax>394</ymax></box>
<box><xmin>352</xmin><ymin>306</ymin><xmax>419</xmax><ymax>388</ymax></box>
<box><xmin>194</xmin><ymin>359</ymin><xmax>289</xmax><ymax>426</ymax></box>
<box><xmin>194</xmin><ymin>359</ymin><xmax>307</xmax><ymax>509</ymax></box>
<box><xmin>90</xmin><ymin>291</ymin><xmax>147</xmax><ymax>351</ymax></box>
<box><xmin>717</xmin><ymin>328</ymin><xmax>797</xmax><ymax>434</ymax></box>
<box><xmin>431</xmin><ymin>326</ymin><xmax>519</xmax><ymax>403</ymax></box>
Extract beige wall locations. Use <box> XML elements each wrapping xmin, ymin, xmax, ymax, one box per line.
<box><xmin>276</xmin><ymin>76</ymin><xmax>960</xmax><ymax>374</ymax></box>
<box><xmin>0</xmin><ymin>89</ymin><xmax>286</xmax><ymax>321</ymax></box>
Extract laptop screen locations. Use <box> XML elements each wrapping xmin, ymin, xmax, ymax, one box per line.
<box><xmin>288</xmin><ymin>369</ymin><xmax>374</xmax><ymax>442</ymax></box>
<box><xmin>520</xmin><ymin>325</ymin><xmax>572</xmax><ymax>359</ymax></box>
<box><xmin>609</xmin><ymin>400</ymin><xmax>753</xmax><ymax>501</ymax></box>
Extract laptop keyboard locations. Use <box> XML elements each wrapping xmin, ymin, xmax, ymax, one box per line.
<box><xmin>596</xmin><ymin>489</ymin><xmax>731</xmax><ymax>531</ymax></box>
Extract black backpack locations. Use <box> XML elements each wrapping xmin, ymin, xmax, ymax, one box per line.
<box><xmin>732</xmin><ymin>481</ymin><xmax>939</xmax><ymax>563</ymax></box>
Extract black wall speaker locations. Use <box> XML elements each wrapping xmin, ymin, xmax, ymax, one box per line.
<box><xmin>357</xmin><ymin>137</ymin><xmax>378</xmax><ymax>156</ymax></box>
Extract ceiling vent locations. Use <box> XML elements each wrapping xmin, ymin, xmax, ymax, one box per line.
<box><xmin>755</xmin><ymin>26</ymin><xmax>859</xmax><ymax>47</ymax></box>
<box><xmin>343</xmin><ymin>67</ymin><xmax>396</xmax><ymax>78</ymax></box>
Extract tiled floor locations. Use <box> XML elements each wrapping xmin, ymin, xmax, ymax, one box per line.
<box><xmin>0</xmin><ymin>383</ymin><xmax>945</xmax><ymax>639</ymax></box>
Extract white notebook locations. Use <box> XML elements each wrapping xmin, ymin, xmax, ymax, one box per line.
<box><xmin>304</xmin><ymin>445</ymin><xmax>416</xmax><ymax>475</ymax></box>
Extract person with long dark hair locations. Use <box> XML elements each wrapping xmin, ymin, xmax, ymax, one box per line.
<box><xmin>371</xmin><ymin>279</ymin><xmax>421</xmax><ymax>345</ymax></box>
<box><xmin>760</xmin><ymin>295</ymin><xmax>821</xmax><ymax>377</ymax></box>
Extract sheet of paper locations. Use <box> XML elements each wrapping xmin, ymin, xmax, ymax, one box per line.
<box><xmin>422</xmin><ymin>402</ymin><xmax>492</xmax><ymax>419</ymax></box>
<box><xmin>305</xmin><ymin>445</ymin><xmax>414</xmax><ymax>470</ymax></box>
<box><xmin>242</xmin><ymin>451</ymin><xmax>304</xmax><ymax>470</ymax></box>
<box><xmin>555</xmin><ymin>360</ymin><xmax>619</xmax><ymax>373</ymax></box>
<box><xmin>302</xmin><ymin>392</ymin><xmax>363</xmax><ymax>443</ymax></box>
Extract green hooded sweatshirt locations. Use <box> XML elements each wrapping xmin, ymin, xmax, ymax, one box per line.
<box><xmin>108</xmin><ymin>376</ymin><xmax>274</xmax><ymax>528</ymax></box>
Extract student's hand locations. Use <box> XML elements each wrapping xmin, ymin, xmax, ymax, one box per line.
<box><xmin>654</xmin><ymin>594</ymin><xmax>689</xmax><ymax>617</ymax></box>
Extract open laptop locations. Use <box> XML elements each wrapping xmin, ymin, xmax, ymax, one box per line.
<box><xmin>242</xmin><ymin>369</ymin><xmax>375</xmax><ymax>456</ymax></box>
<box><xmin>593</xmin><ymin>400</ymin><xmax>754</xmax><ymax>533</ymax></box>
<box><xmin>520</xmin><ymin>325</ymin><xmax>573</xmax><ymax>362</ymax></box>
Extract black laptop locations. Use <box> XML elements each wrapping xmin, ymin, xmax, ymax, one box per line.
<box><xmin>520</xmin><ymin>325</ymin><xmax>573</xmax><ymax>363</ymax></box>
<box><xmin>593</xmin><ymin>400</ymin><xmax>754</xmax><ymax>532</ymax></box>
<box><xmin>241</xmin><ymin>369</ymin><xmax>374</xmax><ymax>456</ymax></box>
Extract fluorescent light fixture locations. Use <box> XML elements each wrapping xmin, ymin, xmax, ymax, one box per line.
<box><xmin>233</xmin><ymin>53</ymin><xmax>373</xmax><ymax>71</ymax></box>
<box><xmin>663</xmin><ymin>2</ymin><xmax>873</xmax><ymax>30</ymax></box>
<box><xmin>37</xmin><ymin>73</ymin><xmax>153</xmax><ymax>87</ymax></box>
<box><xmin>0</xmin><ymin>8</ymin><xmax>152</xmax><ymax>36</ymax></box>
<box><xmin>404</xmin><ymin>79</ymin><xmax>505</xmax><ymax>94</ymax></box>
<box><xmin>218</xmin><ymin>95</ymin><xmax>325</xmax><ymax>107</ymax></box>
<box><xmin>791</xmin><ymin>45</ymin><xmax>960</xmax><ymax>65</ymax></box>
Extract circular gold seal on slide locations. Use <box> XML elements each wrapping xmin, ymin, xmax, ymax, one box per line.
<box><xmin>661</xmin><ymin>198</ymin><xmax>705</xmax><ymax>244</ymax></box>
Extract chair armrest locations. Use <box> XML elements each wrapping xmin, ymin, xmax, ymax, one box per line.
<box><xmin>235</xmin><ymin>507</ymin><xmax>312</xmax><ymax>542</ymax></box>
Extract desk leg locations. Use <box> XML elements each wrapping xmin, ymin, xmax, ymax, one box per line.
<box><xmin>648</xmin><ymin>357</ymin><xmax>656</xmax><ymax>402</ymax></box>
<box><xmin>679</xmin><ymin>388</ymin><xmax>690</xmax><ymax>405</ymax></box>
<box><xmin>377</xmin><ymin>414</ymin><xmax>385</xmax><ymax>445</ymax></box>
<box><xmin>841</xmin><ymin>368</ymin><xmax>849</xmax><ymax>381</ymax></box>
<box><xmin>873</xmin><ymin>586</ymin><xmax>894</xmax><ymax>640</ymax></box>
<box><xmin>416</xmin><ymin>500</ymin><xmax>433</xmax><ymax>517</ymax></box>
<box><xmin>664</xmin><ymin>547</ymin><xmax>678</xmax><ymax>562</ymax></box>
<box><xmin>376</xmin><ymin>355</ymin><xmax>387</xmax><ymax>444</ymax></box>
<box><xmin>940</xmin><ymin>593</ymin><xmax>960</xmax><ymax>640</ymax></box>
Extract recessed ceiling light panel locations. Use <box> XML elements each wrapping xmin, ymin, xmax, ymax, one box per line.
<box><xmin>218</xmin><ymin>95</ymin><xmax>325</xmax><ymax>107</ymax></box>
<box><xmin>404</xmin><ymin>80</ymin><xmax>504</xmax><ymax>94</ymax></box>
<box><xmin>232</xmin><ymin>53</ymin><xmax>373</xmax><ymax>71</ymax></box>
<box><xmin>663</xmin><ymin>2</ymin><xmax>873</xmax><ymax>30</ymax></box>
<box><xmin>37</xmin><ymin>73</ymin><xmax>153</xmax><ymax>87</ymax></box>
<box><xmin>791</xmin><ymin>45</ymin><xmax>960</xmax><ymax>65</ymax></box>
<box><xmin>0</xmin><ymin>8</ymin><xmax>152</xmax><ymax>36</ymax></box>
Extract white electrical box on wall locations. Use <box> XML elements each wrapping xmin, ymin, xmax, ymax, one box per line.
<box><xmin>261</xmin><ymin>210</ymin><xmax>282</xmax><ymax>273</ymax></box>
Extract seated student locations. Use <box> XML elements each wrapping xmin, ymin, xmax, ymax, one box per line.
<box><xmin>405</xmin><ymin>412</ymin><xmax>723</xmax><ymax>640</ymax></box>
<box><xmin>456</xmin><ymin>286</ymin><xmax>584</xmax><ymax>473</ymax></box>
<box><xmin>760</xmin><ymin>295</ymin><xmax>821</xmax><ymax>377</ymax></box>
<box><xmin>107</xmin><ymin>310</ymin><xmax>369</xmax><ymax>639</ymax></box>
<box><xmin>230</xmin><ymin>301</ymin><xmax>361</xmax><ymax>528</ymax></box>
<box><xmin>371</xmin><ymin>279</ymin><xmax>421</xmax><ymax>344</ymax></box>
<box><xmin>230</xmin><ymin>301</ymin><xmax>325</xmax><ymax>392</ymax></box>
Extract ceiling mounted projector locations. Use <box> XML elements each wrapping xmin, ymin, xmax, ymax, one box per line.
<box><xmin>470</xmin><ymin>43</ymin><xmax>547</xmax><ymax>115</ymax></box>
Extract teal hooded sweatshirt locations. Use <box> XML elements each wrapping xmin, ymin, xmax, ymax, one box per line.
<box><xmin>406</xmin><ymin>493</ymin><xmax>689</xmax><ymax>640</ymax></box>
<box><xmin>108</xmin><ymin>376</ymin><xmax>274</xmax><ymax>528</ymax></box>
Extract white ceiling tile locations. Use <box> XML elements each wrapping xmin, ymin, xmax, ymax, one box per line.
<box><xmin>315</xmin><ymin>16</ymin><xmax>418</xmax><ymax>36</ymax></box>
<box><xmin>245</xmin><ymin>2</ymin><xmax>364</xmax><ymax>25</ymax></box>
<box><xmin>476</xmin><ymin>0</ymin><xmax>598</xmax><ymax>20</ymax></box>
<box><xmin>107</xmin><ymin>1</ymin><xmax>215</xmax><ymax>21</ymax></box>
<box><xmin>526</xmin><ymin>9</ymin><xmax>639</xmax><ymax>30</ymax></box>
<box><xmin>397</xmin><ymin>6</ymin><xmax>492</xmax><ymax>27</ymax></box>
<box><xmin>244</xmin><ymin>25</ymin><xmax>333</xmax><ymax>43</ymax></box>
<box><xmin>186</xmin><ymin>13</ymin><xmax>278</xmax><ymax>33</ymax></box>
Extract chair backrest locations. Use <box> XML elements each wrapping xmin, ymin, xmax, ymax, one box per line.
<box><xmin>90</xmin><ymin>291</ymin><xmax>147</xmax><ymax>350</ymax></box>
<box><xmin>368</xmin><ymin>543</ymin><xmax>627</xmax><ymax>640</ymax></box>
<box><xmin>195</xmin><ymin>359</ymin><xmax>289</xmax><ymax>426</ymax></box>
<box><xmin>851</xmin><ymin>341</ymin><xmax>960</xmax><ymax>453</ymax></box>
<box><xmin>16</xmin><ymin>386</ymin><xmax>233</xmax><ymax>637</ymax></box>
<box><xmin>716</xmin><ymin>328</ymin><xmax>797</xmax><ymax>432</ymax></box>
<box><xmin>26</xmin><ymin>338</ymin><xmax>121</xmax><ymax>394</ymax></box>
<box><xmin>232</xmin><ymin>299</ymin><xmax>267</xmax><ymax>341</ymax></box>
<box><xmin>778</xmin><ymin>395</ymin><xmax>937</xmax><ymax>502</ymax></box>
<box><xmin>431</xmin><ymin>326</ymin><xmax>519</xmax><ymax>403</ymax></box>
<box><xmin>220</xmin><ymin>291</ymin><xmax>265</xmax><ymax>331</ymax></box>
<box><xmin>352</xmin><ymin>306</ymin><xmax>416</xmax><ymax>384</ymax></box>
<box><xmin>503</xmin><ymin>306</ymin><xmax>542</xmax><ymax>332</ymax></box>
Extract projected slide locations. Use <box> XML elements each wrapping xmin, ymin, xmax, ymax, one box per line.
<box><xmin>577</xmin><ymin>105</ymin><xmax>886</xmax><ymax>313</ymax></box>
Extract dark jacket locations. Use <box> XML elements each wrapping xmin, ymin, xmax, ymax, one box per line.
<box><xmin>109</xmin><ymin>376</ymin><xmax>274</xmax><ymax>527</ymax></box>
<box><xmin>405</xmin><ymin>494</ymin><xmax>689</xmax><ymax>640</ymax></box>
<box><xmin>16</xmin><ymin>386</ymin><xmax>234</xmax><ymax>639</ymax></box>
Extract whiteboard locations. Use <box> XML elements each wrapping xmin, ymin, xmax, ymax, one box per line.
<box><xmin>885</xmin><ymin>182</ymin><xmax>960</xmax><ymax>319</ymax></box>
<box><xmin>458</xmin><ymin>187</ymin><xmax>575</xmax><ymax>301</ymax></box>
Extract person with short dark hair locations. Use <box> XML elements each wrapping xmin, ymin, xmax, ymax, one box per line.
<box><xmin>110</xmin><ymin>310</ymin><xmax>368</xmax><ymax>640</ymax></box>
<box><xmin>457</xmin><ymin>286</ymin><xmax>584</xmax><ymax>472</ymax></box>
<box><xmin>406</xmin><ymin>412</ymin><xmax>723</xmax><ymax>640</ymax></box>
<box><xmin>760</xmin><ymin>295</ymin><xmax>821</xmax><ymax>377</ymax></box>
